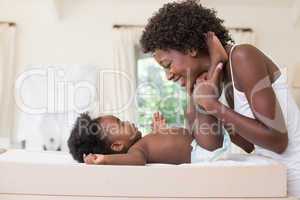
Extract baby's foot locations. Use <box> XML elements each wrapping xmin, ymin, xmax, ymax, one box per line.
<box><xmin>205</xmin><ymin>31</ymin><xmax>228</xmax><ymax>64</ymax></box>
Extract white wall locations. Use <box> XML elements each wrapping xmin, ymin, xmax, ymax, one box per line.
<box><xmin>1</xmin><ymin>0</ymin><xmax>300</xmax><ymax>119</ymax></box>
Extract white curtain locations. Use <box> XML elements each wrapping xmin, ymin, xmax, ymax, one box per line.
<box><xmin>110</xmin><ymin>27</ymin><xmax>143</xmax><ymax>122</ymax></box>
<box><xmin>0</xmin><ymin>23</ymin><xmax>16</xmax><ymax>144</ymax></box>
<box><xmin>229</xmin><ymin>28</ymin><xmax>256</xmax><ymax>45</ymax></box>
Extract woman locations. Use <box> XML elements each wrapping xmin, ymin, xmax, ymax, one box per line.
<box><xmin>140</xmin><ymin>0</ymin><xmax>300</xmax><ymax>196</ymax></box>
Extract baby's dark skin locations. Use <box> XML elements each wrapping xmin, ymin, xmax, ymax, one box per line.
<box><xmin>84</xmin><ymin>113</ymin><xmax>193</xmax><ymax>165</ymax></box>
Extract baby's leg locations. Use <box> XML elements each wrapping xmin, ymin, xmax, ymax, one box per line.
<box><xmin>205</xmin><ymin>32</ymin><xmax>228</xmax><ymax>70</ymax></box>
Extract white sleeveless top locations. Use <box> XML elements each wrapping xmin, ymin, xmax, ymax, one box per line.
<box><xmin>229</xmin><ymin>45</ymin><xmax>300</xmax><ymax>196</ymax></box>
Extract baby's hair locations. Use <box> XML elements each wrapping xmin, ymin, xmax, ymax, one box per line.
<box><xmin>140</xmin><ymin>0</ymin><xmax>233</xmax><ymax>54</ymax></box>
<box><xmin>68</xmin><ymin>113</ymin><xmax>110</xmax><ymax>162</ymax></box>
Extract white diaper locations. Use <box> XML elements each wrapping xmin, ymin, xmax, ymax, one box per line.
<box><xmin>191</xmin><ymin>129</ymin><xmax>232</xmax><ymax>163</ymax></box>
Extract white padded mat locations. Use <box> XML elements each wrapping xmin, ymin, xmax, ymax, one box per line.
<box><xmin>0</xmin><ymin>149</ymin><xmax>278</xmax><ymax>166</ymax></box>
<box><xmin>0</xmin><ymin>149</ymin><xmax>77</xmax><ymax>165</ymax></box>
<box><xmin>0</xmin><ymin>149</ymin><xmax>287</xmax><ymax>198</ymax></box>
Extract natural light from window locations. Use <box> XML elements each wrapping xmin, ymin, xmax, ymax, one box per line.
<box><xmin>136</xmin><ymin>57</ymin><xmax>187</xmax><ymax>134</ymax></box>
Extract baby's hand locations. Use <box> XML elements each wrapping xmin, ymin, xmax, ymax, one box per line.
<box><xmin>151</xmin><ymin>112</ymin><xmax>166</xmax><ymax>131</ymax></box>
<box><xmin>83</xmin><ymin>153</ymin><xmax>105</xmax><ymax>165</ymax></box>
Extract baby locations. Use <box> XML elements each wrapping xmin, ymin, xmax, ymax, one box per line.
<box><xmin>68</xmin><ymin>112</ymin><xmax>193</xmax><ymax>165</ymax></box>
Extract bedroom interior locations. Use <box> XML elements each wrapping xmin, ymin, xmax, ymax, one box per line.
<box><xmin>0</xmin><ymin>0</ymin><xmax>300</xmax><ymax>199</ymax></box>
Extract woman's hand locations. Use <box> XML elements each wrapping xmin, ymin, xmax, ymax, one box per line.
<box><xmin>83</xmin><ymin>153</ymin><xmax>105</xmax><ymax>165</ymax></box>
<box><xmin>192</xmin><ymin>63</ymin><xmax>223</xmax><ymax>111</ymax></box>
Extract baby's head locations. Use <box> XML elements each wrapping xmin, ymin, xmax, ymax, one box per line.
<box><xmin>68</xmin><ymin>113</ymin><xmax>142</xmax><ymax>162</ymax></box>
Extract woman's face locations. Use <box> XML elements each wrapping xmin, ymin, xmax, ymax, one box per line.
<box><xmin>154</xmin><ymin>49</ymin><xmax>210</xmax><ymax>93</ymax></box>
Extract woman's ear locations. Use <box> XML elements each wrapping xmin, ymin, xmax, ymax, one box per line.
<box><xmin>110</xmin><ymin>141</ymin><xmax>125</xmax><ymax>152</ymax></box>
<box><xmin>188</xmin><ymin>49</ymin><xmax>198</xmax><ymax>57</ymax></box>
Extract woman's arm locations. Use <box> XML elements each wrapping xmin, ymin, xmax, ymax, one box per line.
<box><xmin>205</xmin><ymin>45</ymin><xmax>288</xmax><ymax>154</ymax></box>
<box><xmin>84</xmin><ymin>148</ymin><xmax>147</xmax><ymax>165</ymax></box>
<box><xmin>224</xmin><ymin>124</ymin><xmax>255</xmax><ymax>153</ymax></box>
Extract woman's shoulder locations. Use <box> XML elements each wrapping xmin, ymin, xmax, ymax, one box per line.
<box><xmin>230</xmin><ymin>44</ymin><xmax>262</xmax><ymax>62</ymax></box>
<box><xmin>229</xmin><ymin>44</ymin><xmax>269</xmax><ymax>91</ymax></box>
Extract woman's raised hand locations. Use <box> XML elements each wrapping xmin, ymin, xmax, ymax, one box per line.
<box><xmin>192</xmin><ymin>63</ymin><xmax>223</xmax><ymax>111</ymax></box>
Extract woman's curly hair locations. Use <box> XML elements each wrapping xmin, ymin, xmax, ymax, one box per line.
<box><xmin>68</xmin><ymin>113</ymin><xmax>111</xmax><ymax>163</ymax></box>
<box><xmin>140</xmin><ymin>0</ymin><xmax>233</xmax><ymax>54</ymax></box>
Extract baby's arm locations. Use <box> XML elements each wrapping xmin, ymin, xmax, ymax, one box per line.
<box><xmin>84</xmin><ymin>147</ymin><xmax>147</xmax><ymax>165</ymax></box>
<box><xmin>151</xmin><ymin>112</ymin><xmax>166</xmax><ymax>132</ymax></box>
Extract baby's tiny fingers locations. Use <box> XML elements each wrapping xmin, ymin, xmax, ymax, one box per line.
<box><xmin>153</xmin><ymin>112</ymin><xmax>158</xmax><ymax>120</ymax></box>
<box><xmin>84</xmin><ymin>156</ymin><xmax>91</xmax><ymax>164</ymax></box>
<box><xmin>84</xmin><ymin>154</ymin><xmax>95</xmax><ymax>164</ymax></box>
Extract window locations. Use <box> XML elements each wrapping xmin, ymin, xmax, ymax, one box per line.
<box><xmin>136</xmin><ymin>56</ymin><xmax>187</xmax><ymax>134</ymax></box>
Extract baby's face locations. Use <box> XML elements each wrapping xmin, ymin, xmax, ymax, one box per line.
<box><xmin>99</xmin><ymin>115</ymin><xmax>142</xmax><ymax>149</ymax></box>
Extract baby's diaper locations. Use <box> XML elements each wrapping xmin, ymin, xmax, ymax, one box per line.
<box><xmin>191</xmin><ymin>129</ymin><xmax>231</xmax><ymax>163</ymax></box>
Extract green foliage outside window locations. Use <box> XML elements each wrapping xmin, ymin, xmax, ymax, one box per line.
<box><xmin>137</xmin><ymin>57</ymin><xmax>187</xmax><ymax>134</ymax></box>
